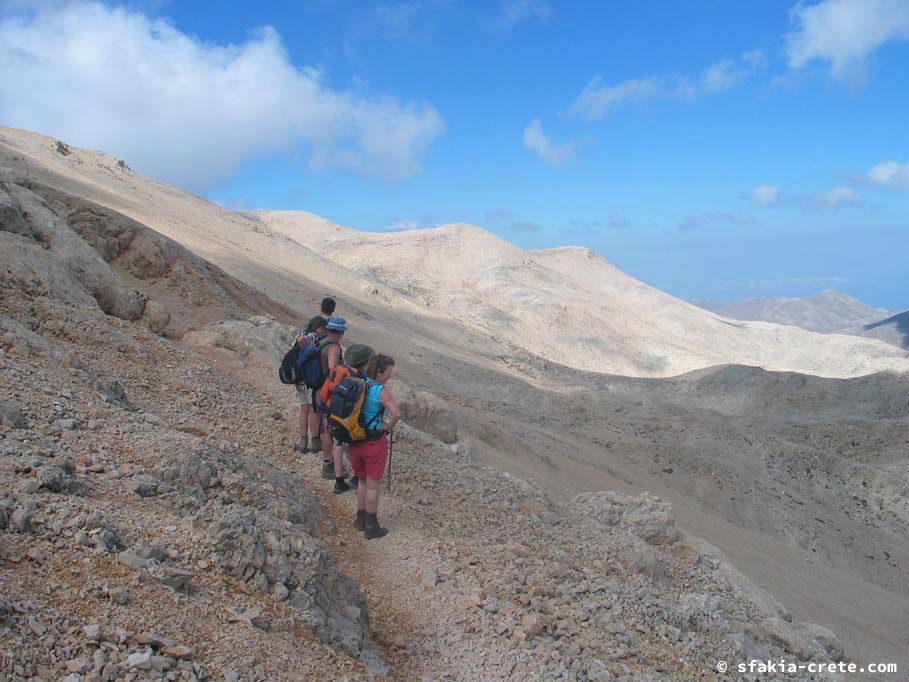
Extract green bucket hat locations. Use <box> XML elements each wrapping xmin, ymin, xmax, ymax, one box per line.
<box><xmin>345</xmin><ymin>344</ymin><xmax>375</xmax><ymax>369</ymax></box>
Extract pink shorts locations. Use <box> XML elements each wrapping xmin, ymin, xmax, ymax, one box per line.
<box><xmin>349</xmin><ymin>435</ymin><xmax>388</xmax><ymax>480</ymax></box>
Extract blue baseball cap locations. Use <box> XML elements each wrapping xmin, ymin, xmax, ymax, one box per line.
<box><xmin>326</xmin><ymin>316</ymin><xmax>347</xmax><ymax>332</ymax></box>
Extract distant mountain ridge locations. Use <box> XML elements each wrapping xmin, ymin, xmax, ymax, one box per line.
<box><xmin>693</xmin><ymin>290</ymin><xmax>893</xmax><ymax>333</ymax></box>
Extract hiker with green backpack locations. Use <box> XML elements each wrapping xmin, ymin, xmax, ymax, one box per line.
<box><xmin>319</xmin><ymin>342</ymin><xmax>375</xmax><ymax>493</ymax></box>
<box><xmin>339</xmin><ymin>354</ymin><xmax>400</xmax><ymax>539</ymax></box>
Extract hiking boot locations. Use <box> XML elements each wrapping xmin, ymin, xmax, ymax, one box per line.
<box><xmin>353</xmin><ymin>509</ymin><xmax>366</xmax><ymax>531</ymax></box>
<box><xmin>321</xmin><ymin>460</ymin><xmax>333</xmax><ymax>480</ymax></box>
<box><xmin>350</xmin><ymin>475</ymin><xmax>359</xmax><ymax>490</ymax></box>
<box><xmin>364</xmin><ymin>519</ymin><xmax>389</xmax><ymax>540</ymax></box>
<box><xmin>333</xmin><ymin>478</ymin><xmax>351</xmax><ymax>494</ymax></box>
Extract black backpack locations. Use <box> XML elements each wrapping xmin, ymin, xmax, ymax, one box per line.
<box><xmin>278</xmin><ymin>344</ymin><xmax>303</xmax><ymax>384</ymax></box>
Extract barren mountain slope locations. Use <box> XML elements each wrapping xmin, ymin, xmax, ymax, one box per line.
<box><xmin>260</xmin><ymin>210</ymin><xmax>909</xmax><ymax>378</ymax></box>
<box><xmin>4</xmin><ymin>127</ymin><xmax>909</xmax><ymax>672</ymax></box>
<box><xmin>2</xmin><ymin>160</ymin><xmax>863</xmax><ymax>681</ymax></box>
<box><xmin>693</xmin><ymin>291</ymin><xmax>892</xmax><ymax>333</ymax></box>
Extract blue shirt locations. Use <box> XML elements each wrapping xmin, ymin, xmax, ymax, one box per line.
<box><xmin>361</xmin><ymin>381</ymin><xmax>385</xmax><ymax>430</ymax></box>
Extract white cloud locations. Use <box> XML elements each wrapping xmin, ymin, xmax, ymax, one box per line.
<box><xmin>818</xmin><ymin>185</ymin><xmax>863</xmax><ymax>207</ymax></box>
<box><xmin>867</xmin><ymin>160</ymin><xmax>909</xmax><ymax>189</ymax></box>
<box><xmin>570</xmin><ymin>50</ymin><xmax>767</xmax><ymax>120</ymax></box>
<box><xmin>0</xmin><ymin>2</ymin><xmax>444</xmax><ymax>190</ymax></box>
<box><xmin>523</xmin><ymin>118</ymin><xmax>577</xmax><ymax>168</ymax></box>
<box><xmin>750</xmin><ymin>184</ymin><xmax>783</xmax><ymax>206</ymax></box>
<box><xmin>497</xmin><ymin>0</ymin><xmax>551</xmax><ymax>29</ymax></box>
<box><xmin>748</xmin><ymin>183</ymin><xmax>864</xmax><ymax>208</ymax></box>
<box><xmin>786</xmin><ymin>0</ymin><xmax>909</xmax><ymax>82</ymax></box>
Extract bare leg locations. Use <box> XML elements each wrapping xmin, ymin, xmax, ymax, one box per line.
<box><xmin>299</xmin><ymin>404</ymin><xmax>310</xmax><ymax>438</ymax></box>
<box><xmin>307</xmin><ymin>409</ymin><xmax>319</xmax><ymax>442</ymax></box>
<box><xmin>365</xmin><ymin>476</ymin><xmax>381</xmax><ymax>514</ymax></box>
<box><xmin>356</xmin><ymin>476</ymin><xmax>367</xmax><ymax>510</ymax></box>
<box><xmin>333</xmin><ymin>444</ymin><xmax>345</xmax><ymax>478</ymax></box>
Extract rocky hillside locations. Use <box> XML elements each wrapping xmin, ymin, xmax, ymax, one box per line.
<box><xmin>693</xmin><ymin>291</ymin><xmax>892</xmax><ymax>334</ymax></box>
<box><xmin>259</xmin><ymin>209</ymin><xmax>909</xmax><ymax>378</ymax></box>
<box><xmin>1</xmin><ymin>162</ymin><xmax>853</xmax><ymax>680</ymax></box>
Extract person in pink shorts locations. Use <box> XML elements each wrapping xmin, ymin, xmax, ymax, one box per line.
<box><xmin>350</xmin><ymin>354</ymin><xmax>401</xmax><ymax>539</ymax></box>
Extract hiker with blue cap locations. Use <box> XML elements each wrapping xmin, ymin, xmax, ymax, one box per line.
<box><xmin>316</xmin><ymin>316</ymin><xmax>351</xmax><ymax>485</ymax></box>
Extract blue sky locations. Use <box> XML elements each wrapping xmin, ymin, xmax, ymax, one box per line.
<box><xmin>1</xmin><ymin>0</ymin><xmax>908</xmax><ymax>309</ymax></box>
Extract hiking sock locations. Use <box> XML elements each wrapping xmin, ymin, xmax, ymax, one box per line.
<box><xmin>335</xmin><ymin>476</ymin><xmax>345</xmax><ymax>484</ymax></box>
<box><xmin>365</xmin><ymin>512</ymin><xmax>377</xmax><ymax>525</ymax></box>
<box><xmin>354</xmin><ymin>509</ymin><xmax>366</xmax><ymax>531</ymax></box>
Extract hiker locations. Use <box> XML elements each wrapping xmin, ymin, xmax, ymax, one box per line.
<box><xmin>351</xmin><ymin>354</ymin><xmax>401</xmax><ymax>539</ymax></box>
<box><xmin>294</xmin><ymin>315</ymin><xmax>326</xmax><ymax>453</ymax></box>
<box><xmin>319</xmin><ymin>343</ymin><xmax>375</xmax><ymax>492</ymax></box>
<box><xmin>321</xmin><ymin>296</ymin><xmax>336</xmax><ymax>319</ymax></box>
<box><xmin>316</xmin><ymin>316</ymin><xmax>346</xmax><ymax>481</ymax></box>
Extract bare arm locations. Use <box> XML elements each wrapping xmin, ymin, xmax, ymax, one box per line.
<box><xmin>379</xmin><ymin>388</ymin><xmax>401</xmax><ymax>431</ymax></box>
<box><xmin>326</xmin><ymin>344</ymin><xmax>341</xmax><ymax>371</ymax></box>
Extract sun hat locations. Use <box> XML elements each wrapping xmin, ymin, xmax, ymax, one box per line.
<box><xmin>344</xmin><ymin>344</ymin><xmax>375</xmax><ymax>368</ymax></box>
<box><xmin>326</xmin><ymin>316</ymin><xmax>347</xmax><ymax>333</ymax></box>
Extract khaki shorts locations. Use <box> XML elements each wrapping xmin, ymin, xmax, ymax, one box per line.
<box><xmin>295</xmin><ymin>384</ymin><xmax>313</xmax><ymax>405</ymax></box>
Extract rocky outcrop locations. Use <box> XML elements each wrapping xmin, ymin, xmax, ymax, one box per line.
<box><xmin>387</xmin><ymin>379</ymin><xmax>458</xmax><ymax>443</ymax></box>
<box><xmin>182</xmin><ymin>316</ymin><xmax>294</xmax><ymax>364</ymax></box>
<box><xmin>0</xmin><ymin>175</ymin><xmax>146</xmax><ymax>321</ymax></box>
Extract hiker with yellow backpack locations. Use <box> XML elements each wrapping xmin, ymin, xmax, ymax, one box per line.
<box><xmin>328</xmin><ymin>354</ymin><xmax>400</xmax><ymax>539</ymax></box>
<box><xmin>318</xmin><ymin>342</ymin><xmax>375</xmax><ymax>493</ymax></box>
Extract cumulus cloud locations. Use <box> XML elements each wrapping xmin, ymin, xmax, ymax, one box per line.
<box><xmin>748</xmin><ymin>183</ymin><xmax>864</xmax><ymax>208</ymax></box>
<box><xmin>523</xmin><ymin>118</ymin><xmax>577</xmax><ymax>168</ymax></box>
<box><xmin>786</xmin><ymin>0</ymin><xmax>909</xmax><ymax>82</ymax></box>
<box><xmin>750</xmin><ymin>185</ymin><xmax>783</xmax><ymax>206</ymax></box>
<box><xmin>817</xmin><ymin>186</ymin><xmax>863</xmax><ymax>207</ymax></box>
<box><xmin>679</xmin><ymin>212</ymin><xmax>756</xmax><ymax>231</ymax></box>
<box><xmin>866</xmin><ymin>160</ymin><xmax>909</xmax><ymax>189</ymax></box>
<box><xmin>0</xmin><ymin>1</ymin><xmax>444</xmax><ymax>190</ymax></box>
<box><xmin>570</xmin><ymin>50</ymin><xmax>767</xmax><ymax>120</ymax></box>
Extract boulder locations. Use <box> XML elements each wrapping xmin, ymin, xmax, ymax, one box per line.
<box><xmin>0</xmin><ymin>400</ymin><xmax>25</xmax><ymax>429</ymax></box>
<box><xmin>182</xmin><ymin>316</ymin><xmax>294</xmax><ymax>364</ymax></box>
<box><xmin>386</xmin><ymin>379</ymin><xmax>457</xmax><ymax>443</ymax></box>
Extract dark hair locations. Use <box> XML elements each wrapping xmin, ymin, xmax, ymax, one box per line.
<box><xmin>305</xmin><ymin>316</ymin><xmax>327</xmax><ymax>333</ymax></box>
<box><xmin>320</xmin><ymin>297</ymin><xmax>336</xmax><ymax>316</ymax></box>
<box><xmin>366</xmin><ymin>354</ymin><xmax>395</xmax><ymax>379</ymax></box>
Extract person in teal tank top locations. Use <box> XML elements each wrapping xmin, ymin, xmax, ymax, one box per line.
<box><xmin>349</xmin><ymin>354</ymin><xmax>401</xmax><ymax>539</ymax></box>
<box><xmin>361</xmin><ymin>380</ymin><xmax>386</xmax><ymax>432</ymax></box>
